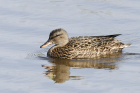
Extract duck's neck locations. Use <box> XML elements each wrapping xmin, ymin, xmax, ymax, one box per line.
<box><xmin>47</xmin><ymin>44</ymin><xmax>65</xmax><ymax>56</ymax></box>
<box><xmin>47</xmin><ymin>38</ymin><xmax>69</xmax><ymax>56</ymax></box>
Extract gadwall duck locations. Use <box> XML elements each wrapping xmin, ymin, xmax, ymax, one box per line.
<box><xmin>40</xmin><ymin>28</ymin><xmax>130</xmax><ymax>59</ymax></box>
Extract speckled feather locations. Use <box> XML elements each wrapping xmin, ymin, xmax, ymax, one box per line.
<box><xmin>47</xmin><ymin>35</ymin><xmax>128</xmax><ymax>59</ymax></box>
<box><xmin>40</xmin><ymin>28</ymin><xmax>130</xmax><ymax>59</ymax></box>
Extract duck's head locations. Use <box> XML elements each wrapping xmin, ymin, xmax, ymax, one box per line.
<box><xmin>40</xmin><ymin>28</ymin><xmax>69</xmax><ymax>48</ymax></box>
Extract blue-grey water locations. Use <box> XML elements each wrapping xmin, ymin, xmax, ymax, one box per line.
<box><xmin>0</xmin><ymin>0</ymin><xmax>140</xmax><ymax>93</ymax></box>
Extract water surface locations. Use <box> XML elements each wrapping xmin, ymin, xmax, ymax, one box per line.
<box><xmin>0</xmin><ymin>0</ymin><xmax>140</xmax><ymax>93</ymax></box>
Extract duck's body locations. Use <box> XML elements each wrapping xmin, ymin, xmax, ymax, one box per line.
<box><xmin>40</xmin><ymin>28</ymin><xmax>130</xmax><ymax>59</ymax></box>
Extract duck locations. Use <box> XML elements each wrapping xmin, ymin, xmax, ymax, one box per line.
<box><xmin>40</xmin><ymin>28</ymin><xmax>130</xmax><ymax>59</ymax></box>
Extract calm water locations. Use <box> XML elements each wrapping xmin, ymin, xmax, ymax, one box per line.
<box><xmin>0</xmin><ymin>0</ymin><xmax>140</xmax><ymax>93</ymax></box>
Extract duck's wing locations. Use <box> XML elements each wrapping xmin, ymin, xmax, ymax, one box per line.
<box><xmin>78</xmin><ymin>34</ymin><xmax>121</xmax><ymax>40</ymax></box>
<box><xmin>95</xmin><ymin>34</ymin><xmax>121</xmax><ymax>38</ymax></box>
<box><xmin>69</xmin><ymin>34</ymin><xmax>121</xmax><ymax>49</ymax></box>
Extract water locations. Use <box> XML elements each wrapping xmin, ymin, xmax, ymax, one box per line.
<box><xmin>0</xmin><ymin>0</ymin><xmax>140</xmax><ymax>93</ymax></box>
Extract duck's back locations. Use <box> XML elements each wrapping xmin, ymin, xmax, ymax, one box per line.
<box><xmin>48</xmin><ymin>34</ymin><xmax>129</xmax><ymax>59</ymax></box>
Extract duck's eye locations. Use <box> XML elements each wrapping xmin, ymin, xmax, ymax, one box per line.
<box><xmin>50</xmin><ymin>34</ymin><xmax>63</xmax><ymax>39</ymax></box>
<box><xmin>55</xmin><ymin>34</ymin><xmax>60</xmax><ymax>37</ymax></box>
<box><xmin>54</xmin><ymin>33</ymin><xmax>63</xmax><ymax>37</ymax></box>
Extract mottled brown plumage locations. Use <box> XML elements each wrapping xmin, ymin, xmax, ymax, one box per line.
<box><xmin>40</xmin><ymin>28</ymin><xmax>130</xmax><ymax>59</ymax></box>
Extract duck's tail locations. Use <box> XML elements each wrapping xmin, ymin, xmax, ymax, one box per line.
<box><xmin>120</xmin><ymin>44</ymin><xmax>131</xmax><ymax>48</ymax></box>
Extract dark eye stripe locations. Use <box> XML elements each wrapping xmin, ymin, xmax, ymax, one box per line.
<box><xmin>50</xmin><ymin>33</ymin><xmax>63</xmax><ymax>39</ymax></box>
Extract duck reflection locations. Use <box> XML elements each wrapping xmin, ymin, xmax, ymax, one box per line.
<box><xmin>40</xmin><ymin>52</ymin><xmax>123</xmax><ymax>83</ymax></box>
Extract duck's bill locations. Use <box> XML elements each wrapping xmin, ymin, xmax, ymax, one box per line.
<box><xmin>40</xmin><ymin>41</ymin><xmax>52</xmax><ymax>48</ymax></box>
